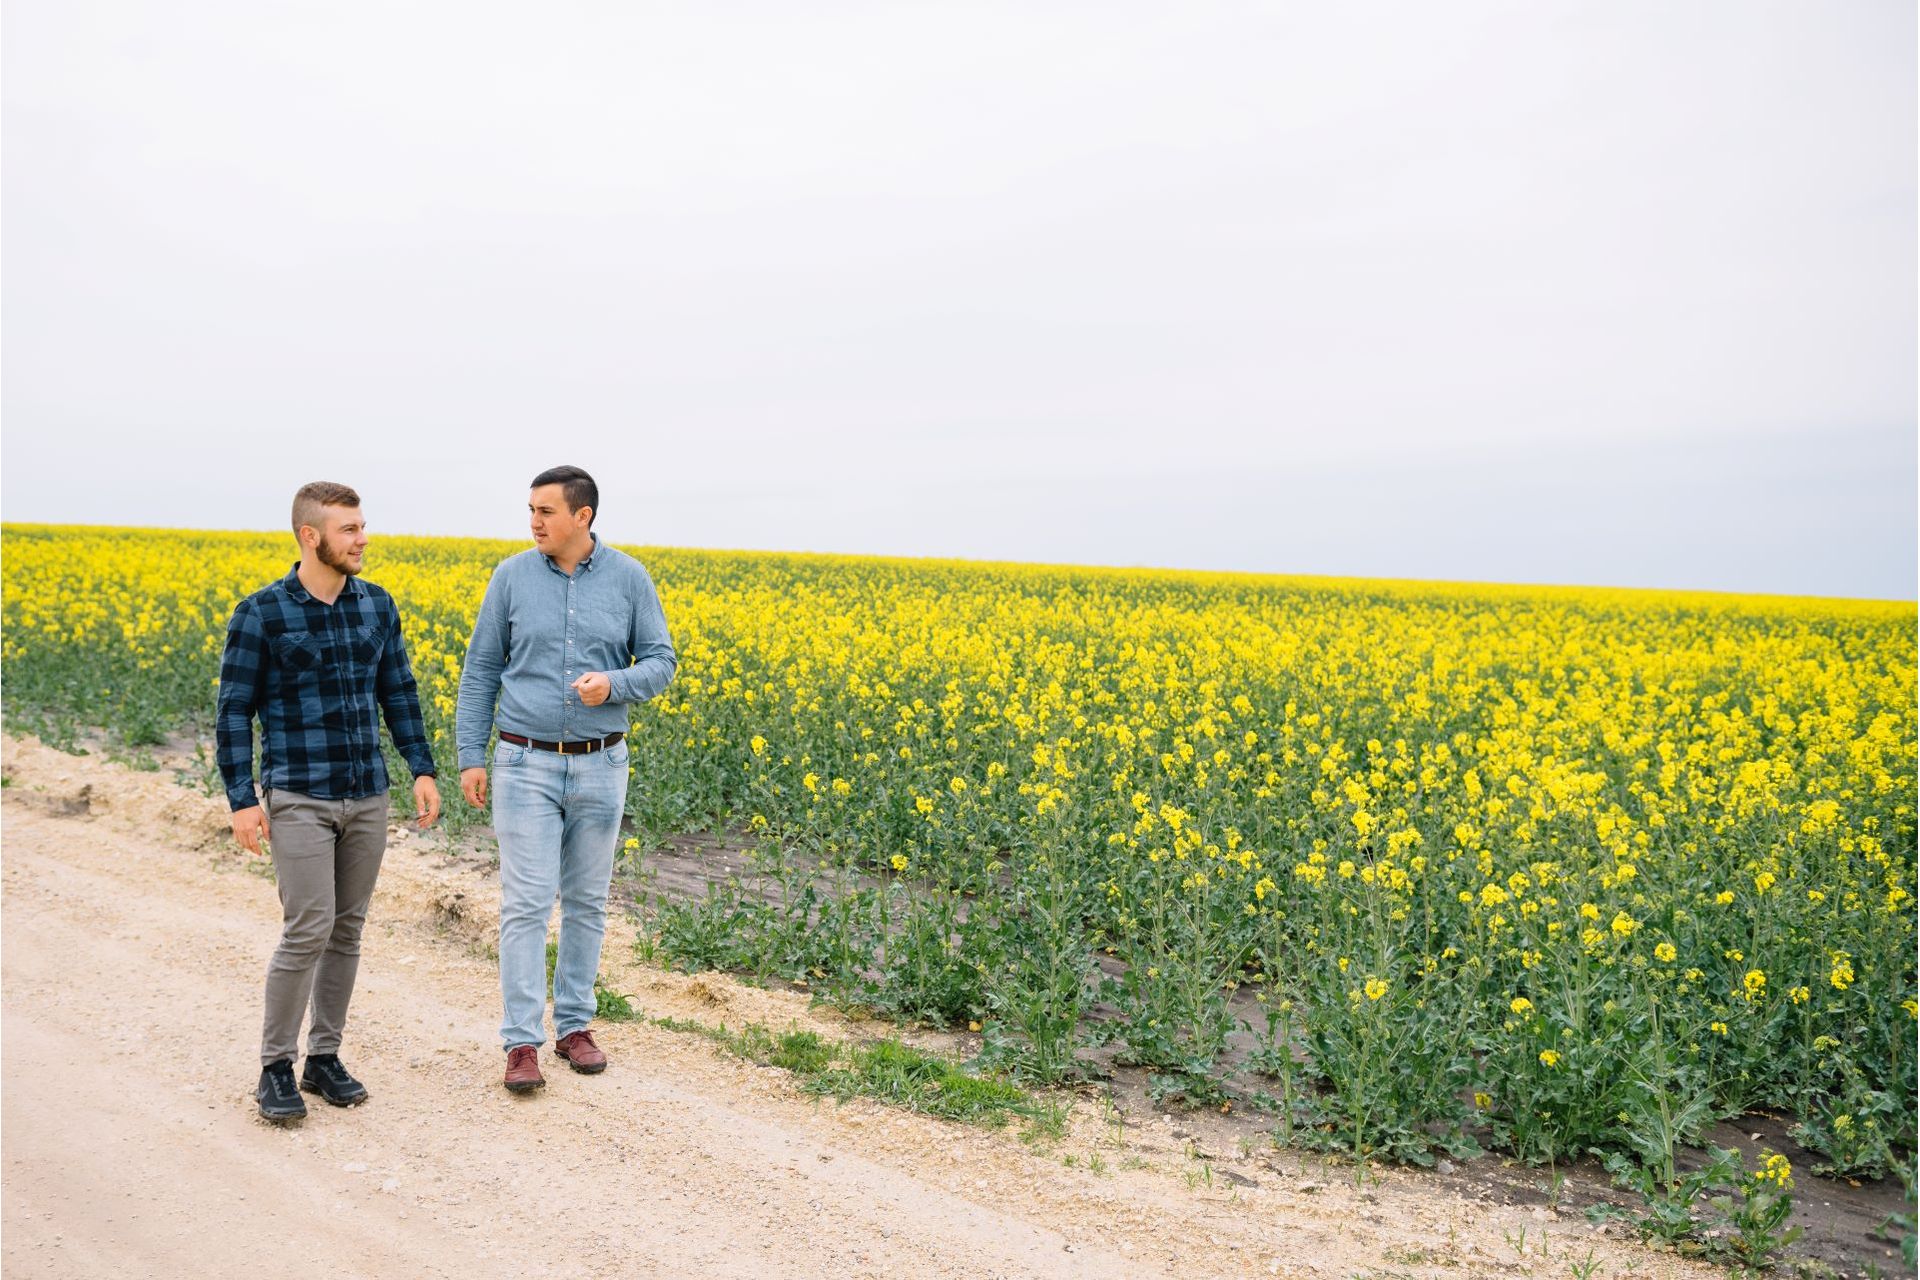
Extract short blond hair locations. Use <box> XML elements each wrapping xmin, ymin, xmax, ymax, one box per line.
<box><xmin>291</xmin><ymin>481</ymin><xmax>361</xmax><ymax>538</ymax></box>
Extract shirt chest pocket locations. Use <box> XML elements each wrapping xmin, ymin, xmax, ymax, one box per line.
<box><xmin>582</xmin><ymin>592</ymin><xmax>630</xmax><ymax>646</ymax></box>
<box><xmin>351</xmin><ymin>623</ymin><xmax>386</xmax><ymax>667</ymax></box>
<box><xmin>269</xmin><ymin>629</ymin><xmax>324</xmax><ymax>675</ymax></box>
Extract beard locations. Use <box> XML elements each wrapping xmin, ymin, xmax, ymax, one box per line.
<box><xmin>316</xmin><ymin>533</ymin><xmax>362</xmax><ymax>576</ymax></box>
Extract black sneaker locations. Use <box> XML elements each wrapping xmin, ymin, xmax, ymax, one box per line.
<box><xmin>257</xmin><ymin>1059</ymin><xmax>307</xmax><ymax>1124</ymax></box>
<box><xmin>300</xmin><ymin>1053</ymin><xmax>369</xmax><ymax>1107</ymax></box>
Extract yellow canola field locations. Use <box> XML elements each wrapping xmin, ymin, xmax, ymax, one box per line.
<box><xmin>3</xmin><ymin>523</ymin><xmax>1913</xmax><ymax>1171</ymax></box>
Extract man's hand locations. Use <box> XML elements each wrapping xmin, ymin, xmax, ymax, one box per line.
<box><xmin>413</xmin><ymin>775</ymin><xmax>443</xmax><ymax>828</ymax></box>
<box><xmin>461</xmin><ymin>766</ymin><xmax>489</xmax><ymax>809</ymax></box>
<box><xmin>572</xmin><ymin>671</ymin><xmax>611</xmax><ymax>707</ymax></box>
<box><xmin>231</xmin><ymin>804</ymin><xmax>270</xmax><ymax>855</ymax></box>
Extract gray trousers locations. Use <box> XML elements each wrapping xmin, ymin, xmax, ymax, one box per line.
<box><xmin>260</xmin><ymin>790</ymin><xmax>388</xmax><ymax>1066</ymax></box>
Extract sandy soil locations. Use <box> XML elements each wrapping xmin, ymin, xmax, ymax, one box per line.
<box><xmin>0</xmin><ymin>734</ymin><xmax>1731</xmax><ymax>1280</ymax></box>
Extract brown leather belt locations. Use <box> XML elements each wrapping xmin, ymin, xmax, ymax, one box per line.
<box><xmin>498</xmin><ymin>730</ymin><xmax>624</xmax><ymax>755</ymax></box>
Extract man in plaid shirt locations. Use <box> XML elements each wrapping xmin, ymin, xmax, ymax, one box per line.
<box><xmin>217</xmin><ymin>481</ymin><xmax>442</xmax><ymax>1124</ymax></box>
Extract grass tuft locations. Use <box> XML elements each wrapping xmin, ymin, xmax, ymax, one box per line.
<box><xmin>648</xmin><ymin>1012</ymin><xmax>1053</xmax><ymax>1130</ymax></box>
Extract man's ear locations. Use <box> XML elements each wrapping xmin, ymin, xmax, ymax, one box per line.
<box><xmin>576</xmin><ymin>506</ymin><xmax>594</xmax><ymax>528</ymax></box>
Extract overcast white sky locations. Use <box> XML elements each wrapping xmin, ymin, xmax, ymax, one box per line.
<box><xmin>4</xmin><ymin>2</ymin><xmax>1914</xmax><ymax>598</ymax></box>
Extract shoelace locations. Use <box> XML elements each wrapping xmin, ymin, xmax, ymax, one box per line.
<box><xmin>269</xmin><ymin>1069</ymin><xmax>299</xmax><ymax>1101</ymax></box>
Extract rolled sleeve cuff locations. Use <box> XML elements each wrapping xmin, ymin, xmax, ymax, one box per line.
<box><xmin>458</xmin><ymin>746</ymin><xmax>489</xmax><ymax>771</ymax></box>
<box><xmin>227</xmin><ymin>783</ymin><xmax>260</xmax><ymax>812</ymax></box>
<box><xmin>609</xmin><ymin>662</ymin><xmax>671</xmax><ymax>706</ymax></box>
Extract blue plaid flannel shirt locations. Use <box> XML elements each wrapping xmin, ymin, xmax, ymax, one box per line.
<box><xmin>215</xmin><ymin>564</ymin><xmax>437</xmax><ymax>812</ymax></box>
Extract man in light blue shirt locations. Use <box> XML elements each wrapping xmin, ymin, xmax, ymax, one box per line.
<box><xmin>456</xmin><ymin>465</ymin><xmax>675</xmax><ymax>1093</ymax></box>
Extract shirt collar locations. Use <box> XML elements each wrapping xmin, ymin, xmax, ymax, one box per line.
<box><xmin>544</xmin><ymin>533</ymin><xmax>601</xmax><ymax>576</ymax></box>
<box><xmin>281</xmin><ymin>562</ymin><xmax>367</xmax><ymax>603</ymax></box>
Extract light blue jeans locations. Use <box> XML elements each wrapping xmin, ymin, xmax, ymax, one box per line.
<box><xmin>491</xmin><ymin>739</ymin><xmax>630</xmax><ymax>1050</ymax></box>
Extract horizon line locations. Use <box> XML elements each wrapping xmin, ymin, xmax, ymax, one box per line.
<box><xmin>4</xmin><ymin>519</ymin><xmax>1914</xmax><ymax>609</ymax></box>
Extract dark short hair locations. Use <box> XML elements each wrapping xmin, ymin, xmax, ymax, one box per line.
<box><xmin>531</xmin><ymin>465</ymin><xmax>598</xmax><ymax>527</ymax></box>
<box><xmin>292</xmin><ymin>481</ymin><xmax>361</xmax><ymax>536</ymax></box>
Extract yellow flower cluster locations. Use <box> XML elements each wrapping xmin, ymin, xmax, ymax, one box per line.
<box><xmin>1752</xmin><ymin>1151</ymin><xmax>1794</xmax><ymax>1190</ymax></box>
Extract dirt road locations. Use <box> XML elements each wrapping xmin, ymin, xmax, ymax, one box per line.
<box><xmin>0</xmin><ymin>735</ymin><xmax>1717</xmax><ymax>1280</ymax></box>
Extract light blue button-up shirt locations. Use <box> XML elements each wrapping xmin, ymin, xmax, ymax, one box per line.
<box><xmin>455</xmin><ymin>535</ymin><xmax>676</xmax><ymax>769</ymax></box>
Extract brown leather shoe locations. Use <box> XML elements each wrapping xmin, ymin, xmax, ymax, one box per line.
<box><xmin>504</xmin><ymin>1044</ymin><xmax>545</xmax><ymax>1093</ymax></box>
<box><xmin>554</xmin><ymin>1029</ymin><xmax>607</xmax><ymax>1074</ymax></box>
